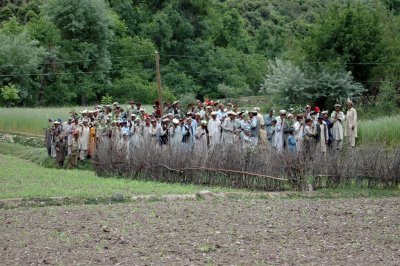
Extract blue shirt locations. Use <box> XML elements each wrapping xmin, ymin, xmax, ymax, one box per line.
<box><xmin>288</xmin><ymin>135</ymin><xmax>297</xmax><ymax>152</ymax></box>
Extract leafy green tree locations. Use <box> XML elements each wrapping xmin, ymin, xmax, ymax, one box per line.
<box><xmin>303</xmin><ymin>2</ymin><xmax>383</xmax><ymax>89</ymax></box>
<box><xmin>381</xmin><ymin>0</ymin><xmax>400</xmax><ymax>14</ymax></box>
<box><xmin>377</xmin><ymin>79</ymin><xmax>400</xmax><ymax>115</ymax></box>
<box><xmin>101</xmin><ymin>93</ymin><xmax>113</xmax><ymax>105</ymax></box>
<box><xmin>0</xmin><ymin>19</ymin><xmax>44</xmax><ymax>105</ymax></box>
<box><xmin>27</xmin><ymin>16</ymin><xmax>62</xmax><ymax>104</ymax></box>
<box><xmin>260</xmin><ymin>58</ymin><xmax>309</xmax><ymax>105</ymax></box>
<box><xmin>1</xmin><ymin>83</ymin><xmax>20</xmax><ymax>107</ymax></box>
<box><xmin>0</xmin><ymin>0</ymin><xmax>42</xmax><ymax>24</ymax></box>
<box><xmin>112</xmin><ymin>73</ymin><xmax>174</xmax><ymax>104</ymax></box>
<box><xmin>217</xmin><ymin>83</ymin><xmax>252</xmax><ymax>99</ymax></box>
<box><xmin>44</xmin><ymin>0</ymin><xmax>113</xmax><ymax>105</ymax></box>
<box><xmin>307</xmin><ymin>69</ymin><xmax>365</xmax><ymax>108</ymax></box>
<box><xmin>260</xmin><ymin>58</ymin><xmax>364</xmax><ymax>108</ymax></box>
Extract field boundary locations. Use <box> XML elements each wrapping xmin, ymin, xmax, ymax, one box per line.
<box><xmin>0</xmin><ymin>130</ymin><xmax>42</xmax><ymax>138</ymax></box>
<box><xmin>0</xmin><ymin>191</ymin><xmax>307</xmax><ymax>209</ymax></box>
<box><xmin>3</xmin><ymin>188</ymin><xmax>400</xmax><ymax>209</ymax></box>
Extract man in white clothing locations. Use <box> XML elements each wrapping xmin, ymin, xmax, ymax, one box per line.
<box><xmin>331</xmin><ymin>104</ymin><xmax>345</xmax><ymax>149</ymax></box>
<box><xmin>208</xmin><ymin>111</ymin><xmax>221</xmax><ymax>147</ymax></box>
<box><xmin>78</xmin><ymin>119</ymin><xmax>90</xmax><ymax>160</ymax></box>
<box><xmin>275</xmin><ymin>110</ymin><xmax>287</xmax><ymax>152</ymax></box>
<box><xmin>293</xmin><ymin>114</ymin><xmax>304</xmax><ymax>152</ymax></box>
<box><xmin>345</xmin><ymin>101</ymin><xmax>357</xmax><ymax>147</ymax></box>
<box><xmin>315</xmin><ymin>116</ymin><xmax>329</xmax><ymax>155</ymax></box>
<box><xmin>221</xmin><ymin>111</ymin><xmax>236</xmax><ymax>145</ymax></box>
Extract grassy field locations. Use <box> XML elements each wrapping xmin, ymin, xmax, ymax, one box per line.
<box><xmin>0</xmin><ymin>105</ymin><xmax>152</xmax><ymax>136</ymax></box>
<box><xmin>0</xmin><ymin>152</ymin><xmax>237</xmax><ymax>199</ymax></box>
<box><xmin>1</xmin><ymin>106</ymin><xmax>399</xmax><ymax>146</ymax></box>
<box><xmin>357</xmin><ymin>115</ymin><xmax>400</xmax><ymax>147</ymax></box>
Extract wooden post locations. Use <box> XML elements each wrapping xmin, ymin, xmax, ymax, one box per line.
<box><xmin>155</xmin><ymin>51</ymin><xmax>163</xmax><ymax>116</ymax></box>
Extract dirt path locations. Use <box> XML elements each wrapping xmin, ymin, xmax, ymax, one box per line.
<box><xmin>1</xmin><ymin>197</ymin><xmax>399</xmax><ymax>265</ymax></box>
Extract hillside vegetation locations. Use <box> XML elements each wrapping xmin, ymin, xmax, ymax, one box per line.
<box><xmin>0</xmin><ymin>0</ymin><xmax>399</xmax><ymax>112</ymax></box>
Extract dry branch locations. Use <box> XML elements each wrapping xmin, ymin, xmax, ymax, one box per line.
<box><xmin>153</xmin><ymin>164</ymin><xmax>289</xmax><ymax>182</ymax></box>
<box><xmin>92</xmin><ymin>136</ymin><xmax>400</xmax><ymax>190</ymax></box>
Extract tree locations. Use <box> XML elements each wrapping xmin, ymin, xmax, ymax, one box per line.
<box><xmin>0</xmin><ymin>19</ymin><xmax>44</xmax><ymax>105</ymax></box>
<box><xmin>260</xmin><ymin>58</ymin><xmax>309</xmax><ymax>105</ymax></box>
<box><xmin>1</xmin><ymin>84</ymin><xmax>20</xmax><ymax>107</ymax></box>
<box><xmin>303</xmin><ymin>2</ymin><xmax>383</xmax><ymax>91</ymax></box>
<box><xmin>307</xmin><ymin>69</ymin><xmax>365</xmax><ymax>109</ymax></box>
<box><xmin>44</xmin><ymin>0</ymin><xmax>113</xmax><ymax>105</ymax></box>
<box><xmin>27</xmin><ymin>16</ymin><xmax>62</xmax><ymax>104</ymax></box>
<box><xmin>260</xmin><ymin>58</ymin><xmax>364</xmax><ymax>108</ymax></box>
<box><xmin>217</xmin><ymin>83</ymin><xmax>252</xmax><ymax>99</ymax></box>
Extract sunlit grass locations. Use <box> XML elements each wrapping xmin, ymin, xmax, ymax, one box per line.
<box><xmin>0</xmin><ymin>105</ymin><xmax>152</xmax><ymax>136</ymax></box>
<box><xmin>358</xmin><ymin>115</ymin><xmax>400</xmax><ymax>147</ymax></box>
<box><xmin>0</xmin><ymin>153</ymin><xmax>236</xmax><ymax>199</ymax></box>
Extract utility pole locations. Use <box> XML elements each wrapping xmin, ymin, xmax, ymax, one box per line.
<box><xmin>155</xmin><ymin>51</ymin><xmax>163</xmax><ymax>116</ymax></box>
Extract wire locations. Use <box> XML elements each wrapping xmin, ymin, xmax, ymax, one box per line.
<box><xmin>0</xmin><ymin>54</ymin><xmax>154</xmax><ymax>70</ymax></box>
<box><xmin>303</xmin><ymin>61</ymin><xmax>400</xmax><ymax>65</ymax></box>
<box><xmin>0</xmin><ymin>69</ymin><xmax>122</xmax><ymax>77</ymax></box>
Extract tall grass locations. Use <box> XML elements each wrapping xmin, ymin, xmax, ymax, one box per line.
<box><xmin>358</xmin><ymin>115</ymin><xmax>400</xmax><ymax>147</ymax></box>
<box><xmin>0</xmin><ymin>105</ymin><xmax>151</xmax><ymax>136</ymax></box>
<box><xmin>0</xmin><ymin>107</ymin><xmax>77</xmax><ymax>136</ymax></box>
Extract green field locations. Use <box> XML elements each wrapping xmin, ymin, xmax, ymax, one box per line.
<box><xmin>1</xmin><ymin>107</ymin><xmax>399</xmax><ymax>146</ymax></box>
<box><xmin>357</xmin><ymin>115</ymin><xmax>400</xmax><ymax>147</ymax></box>
<box><xmin>0</xmin><ymin>153</ymin><xmax>237</xmax><ymax>199</ymax></box>
<box><xmin>0</xmin><ymin>105</ymin><xmax>153</xmax><ymax>136</ymax></box>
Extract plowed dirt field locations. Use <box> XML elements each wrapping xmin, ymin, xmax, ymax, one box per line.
<box><xmin>1</xmin><ymin>198</ymin><xmax>399</xmax><ymax>265</ymax></box>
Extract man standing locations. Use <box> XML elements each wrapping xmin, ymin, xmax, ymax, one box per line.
<box><xmin>293</xmin><ymin>114</ymin><xmax>304</xmax><ymax>152</ymax></box>
<box><xmin>78</xmin><ymin>119</ymin><xmax>90</xmax><ymax>160</ymax></box>
<box><xmin>345</xmin><ymin>101</ymin><xmax>357</xmax><ymax>147</ymax></box>
<box><xmin>331</xmin><ymin>104</ymin><xmax>345</xmax><ymax>150</ymax></box>
<box><xmin>254</xmin><ymin>107</ymin><xmax>266</xmax><ymax>145</ymax></box>
<box><xmin>321</xmin><ymin>111</ymin><xmax>333</xmax><ymax>149</ymax></box>
<box><xmin>157</xmin><ymin>118</ymin><xmax>170</xmax><ymax>146</ymax></box>
<box><xmin>172</xmin><ymin>101</ymin><xmax>182</xmax><ymax>118</ymax></box>
<box><xmin>249</xmin><ymin>110</ymin><xmax>260</xmax><ymax>147</ymax></box>
<box><xmin>68</xmin><ymin>131</ymin><xmax>79</xmax><ymax>169</ymax></box>
<box><xmin>217</xmin><ymin>104</ymin><xmax>227</xmax><ymax>122</ymax></box>
<box><xmin>264</xmin><ymin>109</ymin><xmax>274</xmax><ymax>138</ymax></box>
<box><xmin>45</xmin><ymin>118</ymin><xmax>53</xmax><ymax>156</ymax></box>
<box><xmin>208</xmin><ymin>111</ymin><xmax>221</xmax><ymax>147</ymax></box>
<box><xmin>169</xmin><ymin>118</ymin><xmax>182</xmax><ymax>150</ymax></box>
<box><xmin>275</xmin><ymin>110</ymin><xmax>287</xmax><ymax>152</ymax></box>
<box><xmin>182</xmin><ymin>117</ymin><xmax>194</xmax><ymax>150</ymax></box>
<box><xmin>315</xmin><ymin>116</ymin><xmax>329</xmax><ymax>156</ymax></box>
<box><xmin>55</xmin><ymin>134</ymin><xmax>66</xmax><ymax>167</ymax></box>
<box><xmin>51</xmin><ymin>120</ymin><xmax>62</xmax><ymax>158</ymax></box>
<box><xmin>221</xmin><ymin>111</ymin><xmax>236</xmax><ymax>145</ymax></box>
<box><xmin>194</xmin><ymin>120</ymin><xmax>208</xmax><ymax>155</ymax></box>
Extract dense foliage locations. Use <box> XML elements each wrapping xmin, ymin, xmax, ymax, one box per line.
<box><xmin>0</xmin><ymin>0</ymin><xmax>399</xmax><ymax>109</ymax></box>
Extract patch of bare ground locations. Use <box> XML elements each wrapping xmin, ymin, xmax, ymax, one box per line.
<box><xmin>1</xmin><ymin>198</ymin><xmax>399</xmax><ymax>265</ymax></box>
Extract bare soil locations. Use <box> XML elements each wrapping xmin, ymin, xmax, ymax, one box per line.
<box><xmin>1</xmin><ymin>198</ymin><xmax>399</xmax><ymax>265</ymax></box>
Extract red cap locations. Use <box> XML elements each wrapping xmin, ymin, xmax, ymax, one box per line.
<box><xmin>314</xmin><ymin>107</ymin><xmax>320</xmax><ymax>113</ymax></box>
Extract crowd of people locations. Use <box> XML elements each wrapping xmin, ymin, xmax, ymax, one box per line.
<box><xmin>44</xmin><ymin>99</ymin><xmax>358</xmax><ymax>168</ymax></box>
